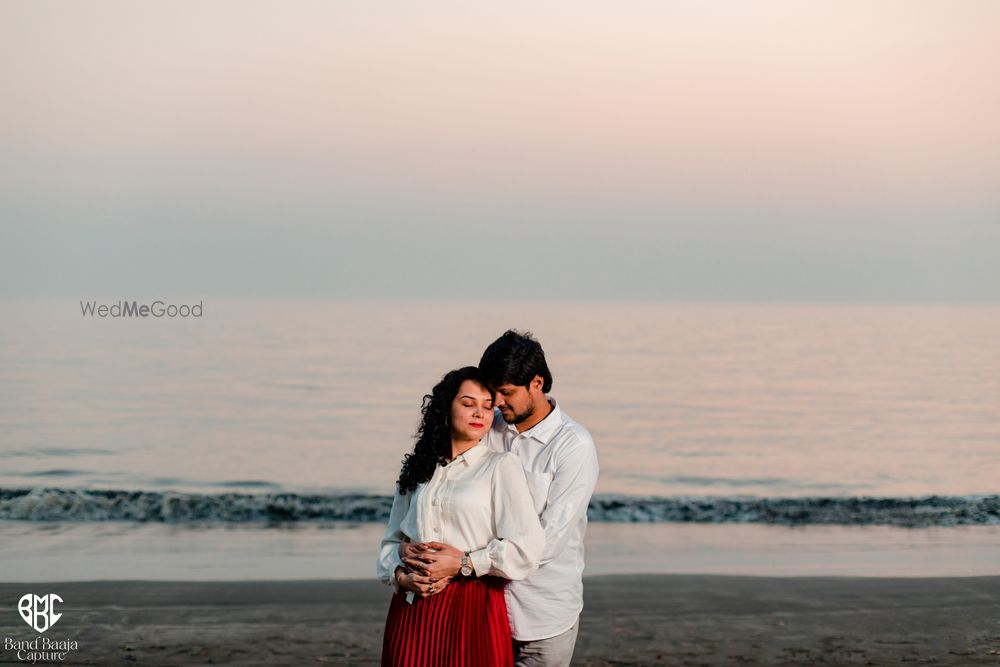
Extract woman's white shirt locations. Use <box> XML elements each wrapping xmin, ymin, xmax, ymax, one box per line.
<box><xmin>377</xmin><ymin>442</ymin><xmax>544</xmax><ymax>595</ymax></box>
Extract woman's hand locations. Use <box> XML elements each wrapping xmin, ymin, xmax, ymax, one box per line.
<box><xmin>395</xmin><ymin>567</ymin><xmax>452</xmax><ymax>598</ymax></box>
<box><xmin>402</xmin><ymin>541</ymin><xmax>465</xmax><ymax>580</ymax></box>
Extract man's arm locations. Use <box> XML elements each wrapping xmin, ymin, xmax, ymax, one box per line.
<box><xmin>466</xmin><ymin>452</ymin><xmax>544</xmax><ymax>578</ymax></box>
<box><xmin>537</xmin><ymin>437</ymin><xmax>599</xmax><ymax>566</ymax></box>
<box><xmin>377</xmin><ymin>490</ymin><xmax>411</xmax><ymax>588</ymax></box>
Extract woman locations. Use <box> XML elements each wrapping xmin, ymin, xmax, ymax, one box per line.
<box><xmin>377</xmin><ymin>366</ymin><xmax>544</xmax><ymax>667</ymax></box>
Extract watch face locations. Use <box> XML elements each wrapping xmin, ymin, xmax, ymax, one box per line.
<box><xmin>461</xmin><ymin>566</ymin><xmax>472</xmax><ymax>576</ymax></box>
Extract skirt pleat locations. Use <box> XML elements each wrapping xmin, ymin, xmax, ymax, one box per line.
<box><xmin>381</xmin><ymin>576</ymin><xmax>513</xmax><ymax>667</ymax></box>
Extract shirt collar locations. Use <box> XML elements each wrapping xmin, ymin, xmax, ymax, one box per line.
<box><xmin>448</xmin><ymin>441</ymin><xmax>489</xmax><ymax>467</ymax></box>
<box><xmin>505</xmin><ymin>396</ymin><xmax>564</xmax><ymax>445</ymax></box>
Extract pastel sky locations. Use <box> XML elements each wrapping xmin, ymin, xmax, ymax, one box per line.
<box><xmin>2</xmin><ymin>1</ymin><xmax>998</xmax><ymax>300</ymax></box>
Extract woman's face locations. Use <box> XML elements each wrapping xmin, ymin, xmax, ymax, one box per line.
<box><xmin>450</xmin><ymin>379</ymin><xmax>494</xmax><ymax>443</ymax></box>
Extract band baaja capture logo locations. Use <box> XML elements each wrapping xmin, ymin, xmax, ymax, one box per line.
<box><xmin>3</xmin><ymin>594</ymin><xmax>80</xmax><ymax>664</ymax></box>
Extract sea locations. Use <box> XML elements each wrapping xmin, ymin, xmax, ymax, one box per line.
<box><xmin>2</xmin><ymin>299</ymin><xmax>999</xmax><ymax>581</ymax></box>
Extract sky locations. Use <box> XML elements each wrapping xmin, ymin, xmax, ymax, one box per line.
<box><xmin>2</xmin><ymin>0</ymin><xmax>998</xmax><ymax>301</ymax></box>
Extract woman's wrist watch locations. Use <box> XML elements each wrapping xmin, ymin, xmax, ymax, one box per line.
<box><xmin>460</xmin><ymin>552</ymin><xmax>473</xmax><ymax>577</ymax></box>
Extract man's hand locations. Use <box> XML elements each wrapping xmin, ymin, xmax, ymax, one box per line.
<box><xmin>398</xmin><ymin>537</ymin><xmax>421</xmax><ymax>563</ymax></box>
<box><xmin>394</xmin><ymin>566</ymin><xmax>452</xmax><ymax>598</ymax></box>
<box><xmin>402</xmin><ymin>541</ymin><xmax>465</xmax><ymax>579</ymax></box>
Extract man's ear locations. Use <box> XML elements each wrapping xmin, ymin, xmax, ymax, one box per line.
<box><xmin>531</xmin><ymin>375</ymin><xmax>544</xmax><ymax>393</ymax></box>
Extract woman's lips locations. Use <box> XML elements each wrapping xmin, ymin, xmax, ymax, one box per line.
<box><xmin>469</xmin><ymin>422</ymin><xmax>484</xmax><ymax>428</ymax></box>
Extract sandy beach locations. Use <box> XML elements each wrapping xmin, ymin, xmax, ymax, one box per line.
<box><xmin>2</xmin><ymin>575</ymin><xmax>999</xmax><ymax>666</ymax></box>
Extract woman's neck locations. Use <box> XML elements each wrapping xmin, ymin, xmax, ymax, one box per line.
<box><xmin>450</xmin><ymin>438</ymin><xmax>478</xmax><ymax>461</ymax></box>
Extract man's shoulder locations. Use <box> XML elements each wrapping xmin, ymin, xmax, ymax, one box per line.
<box><xmin>547</xmin><ymin>407</ymin><xmax>599</xmax><ymax>483</ymax></box>
<box><xmin>552</xmin><ymin>408</ymin><xmax>596</xmax><ymax>452</ymax></box>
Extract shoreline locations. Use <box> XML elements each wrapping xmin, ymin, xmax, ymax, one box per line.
<box><xmin>4</xmin><ymin>521</ymin><xmax>1000</xmax><ymax>583</ymax></box>
<box><xmin>2</xmin><ymin>575</ymin><xmax>998</xmax><ymax>665</ymax></box>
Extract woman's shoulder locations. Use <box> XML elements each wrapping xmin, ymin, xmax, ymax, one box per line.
<box><xmin>480</xmin><ymin>447</ymin><xmax>516</xmax><ymax>462</ymax></box>
<box><xmin>483</xmin><ymin>449</ymin><xmax>525</xmax><ymax>476</ymax></box>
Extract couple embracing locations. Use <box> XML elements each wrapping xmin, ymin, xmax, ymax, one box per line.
<box><xmin>377</xmin><ymin>330</ymin><xmax>600</xmax><ymax>666</ymax></box>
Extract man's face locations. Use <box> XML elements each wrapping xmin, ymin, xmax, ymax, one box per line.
<box><xmin>493</xmin><ymin>382</ymin><xmax>537</xmax><ymax>425</ymax></box>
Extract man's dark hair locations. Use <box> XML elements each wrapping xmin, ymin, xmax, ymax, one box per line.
<box><xmin>479</xmin><ymin>329</ymin><xmax>552</xmax><ymax>393</ymax></box>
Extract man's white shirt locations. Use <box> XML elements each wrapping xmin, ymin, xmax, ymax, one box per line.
<box><xmin>485</xmin><ymin>397</ymin><xmax>599</xmax><ymax>642</ymax></box>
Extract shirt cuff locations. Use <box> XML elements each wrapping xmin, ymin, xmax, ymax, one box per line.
<box><xmin>388</xmin><ymin>566</ymin><xmax>403</xmax><ymax>593</ymax></box>
<box><xmin>469</xmin><ymin>547</ymin><xmax>492</xmax><ymax>578</ymax></box>
<box><xmin>383</xmin><ymin>551</ymin><xmax>405</xmax><ymax>591</ymax></box>
<box><xmin>388</xmin><ymin>548</ymin><xmax>404</xmax><ymax>574</ymax></box>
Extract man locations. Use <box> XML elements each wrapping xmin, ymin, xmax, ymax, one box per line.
<box><xmin>403</xmin><ymin>330</ymin><xmax>599</xmax><ymax>666</ymax></box>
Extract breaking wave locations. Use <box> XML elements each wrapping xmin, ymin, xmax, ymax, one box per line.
<box><xmin>1</xmin><ymin>488</ymin><xmax>998</xmax><ymax>527</ymax></box>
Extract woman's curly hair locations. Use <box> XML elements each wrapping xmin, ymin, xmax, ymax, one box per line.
<box><xmin>397</xmin><ymin>366</ymin><xmax>492</xmax><ymax>495</ymax></box>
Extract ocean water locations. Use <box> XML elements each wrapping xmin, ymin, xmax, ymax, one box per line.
<box><xmin>3</xmin><ymin>299</ymin><xmax>999</xmax><ymax>579</ymax></box>
<box><xmin>3</xmin><ymin>299</ymin><xmax>998</xmax><ymax>500</ymax></box>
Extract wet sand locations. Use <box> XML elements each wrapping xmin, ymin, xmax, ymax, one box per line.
<box><xmin>1</xmin><ymin>575</ymin><xmax>999</xmax><ymax>666</ymax></box>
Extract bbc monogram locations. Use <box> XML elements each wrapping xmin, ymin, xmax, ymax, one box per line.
<box><xmin>18</xmin><ymin>595</ymin><xmax>62</xmax><ymax>634</ymax></box>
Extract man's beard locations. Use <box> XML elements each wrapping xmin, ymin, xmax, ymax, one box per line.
<box><xmin>500</xmin><ymin>396</ymin><xmax>535</xmax><ymax>425</ymax></box>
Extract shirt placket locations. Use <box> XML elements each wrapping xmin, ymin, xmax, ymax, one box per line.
<box><xmin>428</xmin><ymin>462</ymin><xmax>450</xmax><ymax>542</ymax></box>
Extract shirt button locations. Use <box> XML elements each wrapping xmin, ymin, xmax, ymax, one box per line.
<box><xmin>431</xmin><ymin>499</ymin><xmax>438</xmax><ymax>506</ymax></box>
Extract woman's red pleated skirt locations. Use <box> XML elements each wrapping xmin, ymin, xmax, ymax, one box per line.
<box><xmin>381</xmin><ymin>575</ymin><xmax>513</xmax><ymax>667</ymax></box>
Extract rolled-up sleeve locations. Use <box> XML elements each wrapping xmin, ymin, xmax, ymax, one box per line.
<box><xmin>376</xmin><ymin>488</ymin><xmax>411</xmax><ymax>589</ymax></box>
<box><xmin>469</xmin><ymin>453</ymin><xmax>544</xmax><ymax>580</ymax></box>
